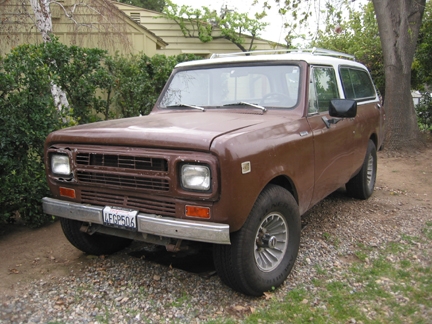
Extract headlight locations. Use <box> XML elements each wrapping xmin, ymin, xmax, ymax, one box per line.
<box><xmin>181</xmin><ymin>164</ymin><xmax>211</xmax><ymax>191</ymax></box>
<box><xmin>51</xmin><ymin>154</ymin><xmax>71</xmax><ymax>175</ymax></box>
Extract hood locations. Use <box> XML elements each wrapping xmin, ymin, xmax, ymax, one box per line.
<box><xmin>46</xmin><ymin>111</ymin><xmax>289</xmax><ymax>151</ymax></box>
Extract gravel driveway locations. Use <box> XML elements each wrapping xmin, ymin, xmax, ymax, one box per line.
<box><xmin>1</xmin><ymin>148</ymin><xmax>431</xmax><ymax>323</ymax></box>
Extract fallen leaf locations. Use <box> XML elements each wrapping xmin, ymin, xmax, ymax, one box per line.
<box><xmin>263</xmin><ymin>291</ymin><xmax>273</xmax><ymax>300</ymax></box>
<box><xmin>227</xmin><ymin>305</ymin><xmax>254</xmax><ymax>317</ymax></box>
<box><xmin>233</xmin><ymin>305</ymin><xmax>246</xmax><ymax>311</ymax></box>
<box><xmin>86</xmin><ymin>255</ymin><xmax>98</xmax><ymax>259</ymax></box>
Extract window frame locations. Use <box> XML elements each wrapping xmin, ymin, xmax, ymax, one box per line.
<box><xmin>339</xmin><ymin>65</ymin><xmax>377</xmax><ymax>102</ymax></box>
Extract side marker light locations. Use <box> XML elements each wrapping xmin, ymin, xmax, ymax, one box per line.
<box><xmin>185</xmin><ymin>205</ymin><xmax>210</xmax><ymax>219</ymax></box>
<box><xmin>59</xmin><ymin>187</ymin><xmax>76</xmax><ymax>199</ymax></box>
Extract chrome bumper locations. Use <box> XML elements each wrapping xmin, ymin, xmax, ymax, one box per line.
<box><xmin>42</xmin><ymin>197</ymin><xmax>230</xmax><ymax>245</ymax></box>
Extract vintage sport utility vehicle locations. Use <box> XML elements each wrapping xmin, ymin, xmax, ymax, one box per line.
<box><xmin>43</xmin><ymin>48</ymin><xmax>384</xmax><ymax>296</ymax></box>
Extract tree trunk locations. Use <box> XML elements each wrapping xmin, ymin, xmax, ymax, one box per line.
<box><xmin>29</xmin><ymin>0</ymin><xmax>52</xmax><ymax>42</ymax></box>
<box><xmin>373</xmin><ymin>0</ymin><xmax>426</xmax><ymax>150</ymax></box>
<box><xmin>29</xmin><ymin>0</ymin><xmax>70</xmax><ymax>113</ymax></box>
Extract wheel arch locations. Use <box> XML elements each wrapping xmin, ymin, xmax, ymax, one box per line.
<box><xmin>369</xmin><ymin>133</ymin><xmax>378</xmax><ymax>149</ymax></box>
<box><xmin>268</xmin><ymin>175</ymin><xmax>299</xmax><ymax>205</ymax></box>
<box><xmin>226</xmin><ymin>171</ymin><xmax>303</xmax><ymax>233</ymax></box>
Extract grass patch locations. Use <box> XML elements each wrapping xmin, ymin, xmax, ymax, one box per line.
<box><xmin>322</xmin><ymin>232</ymin><xmax>340</xmax><ymax>248</ymax></box>
<box><xmin>314</xmin><ymin>264</ymin><xmax>327</xmax><ymax>275</ymax></box>
<box><xmin>423</xmin><ymin>221</ymin><xmax>432</xmax><ymax>240</ymax></box>
<box><xmin>243</xmin><ymin>223</ymin><xmax>432</xmax><ymax>324</ymax></box>
<box><xmin>169</xmin><ymin>291</ymin><xmax>191</xmax><ymax>308</ymax></box>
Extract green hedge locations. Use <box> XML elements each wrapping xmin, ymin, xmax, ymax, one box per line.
<box><xmin>0</xmin><ymin>40</ymin><xmax>201</xmax><ymax>227</ymax></box>
<box><xmin>106</xmin><ymin>53</ymin><xmax>201</xmax><ymax>118</ymax></box>
<box><xmin>0</xmin><ymin>44</ymin><xmax>61</xmax><ymax>227</ymax></box>
<box><xmin>416</xmin><ymin>92</ymin><xmax>432</xmax><ymax>132</ymax></box>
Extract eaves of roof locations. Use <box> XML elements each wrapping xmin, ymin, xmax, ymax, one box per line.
<box><xmin>111</xmin><ymin>1</ymin><xmax>285</xmax><ymax>48</ymax></box>
<box><xmin>109</xmin><ymin>1</ymin><xmax>168</xmax><ymax>47</ymax></box>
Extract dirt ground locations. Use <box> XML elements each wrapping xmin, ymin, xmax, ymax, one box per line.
<box><xmin>1</xmin><ymin>141</ymin><xmax>431</xmax><ymax>297</ymax></box>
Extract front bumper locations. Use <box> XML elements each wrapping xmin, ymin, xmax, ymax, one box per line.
<box><xmin>42</xmin><ymin>197</ymin><xmax>230</xmax><ymax>245</ymax></box>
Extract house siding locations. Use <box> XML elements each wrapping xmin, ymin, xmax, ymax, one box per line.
<box><xmin>114</xmin><ymin>2</ymin><xmax>285</xmax><ymax>57</ymax></box>
<box><xmin>0</xmin><ymin>0</ymin><xmax>162</xmax><ymax>56</ymax></box>
<box><xmin>0</xmin><ymin>0</ymin><xmax>284</xmax><ymax>57</ymax></box>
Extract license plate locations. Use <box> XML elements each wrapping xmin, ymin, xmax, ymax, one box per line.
<box><xmin>103</xmin><ymin>206</ymin><xmax>138</xmax><ymax>231</ymax></box>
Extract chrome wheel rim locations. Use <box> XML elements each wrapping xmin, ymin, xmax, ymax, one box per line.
<box><xmin>254</xmin><ymin>212</ymin><xmax>288</xmax><ymax>272</ymax></box>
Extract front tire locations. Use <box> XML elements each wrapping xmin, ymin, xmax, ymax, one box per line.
<box><xmin>346</xmin><ymin>140</ymin><xmax>377</xmax><ymax>199</ymax></box>
<box><xmin>60</xmin><ymin>218</ymin><xmax>132</xmax><ymax>255</ymax></box>
<box><xmin>213</xmin><ymin>185</ymin><xmax>301</xmax><ymax>296</ymax></box>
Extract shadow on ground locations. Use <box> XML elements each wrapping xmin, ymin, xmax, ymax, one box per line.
<box><xmin>127</xmin><ymin>242</ymin><xmax>216</xmax><ymax>276</ymax></box>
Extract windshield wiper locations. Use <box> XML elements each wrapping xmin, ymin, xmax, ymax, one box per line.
<box><xmin>166</xmin><ymin>103</ymin><xmax>205</xmax><ymax>111</ymax></box>
<box><xmin>223</xmin><ymin>101</ymin><xmax>267</xmax><ymax>112</ymax></box>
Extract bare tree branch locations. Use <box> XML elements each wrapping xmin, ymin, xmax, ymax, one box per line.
<box><xmin>1</xmin><ymin>0</ymin><xmax>134</xmax><ymax>54</ymax></box>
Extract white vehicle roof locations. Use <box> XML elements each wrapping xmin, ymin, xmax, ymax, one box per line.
<box><xmin>176</xmin><ymin>48</ymin><xmax>369</xmax><ymax>71</ymax></box>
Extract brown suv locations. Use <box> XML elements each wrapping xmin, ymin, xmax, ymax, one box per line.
<box><xmin>43</xmin><ymin>49</ymin><xmax>384</xmax><ymax>296</ymax></box>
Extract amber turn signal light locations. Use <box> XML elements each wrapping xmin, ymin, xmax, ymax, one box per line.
<box><xmin>59</xmin><ymin>187</ymin><xmax>76</xmax><ymax>199</ymax></box>
<box><xmin>185</xmin><ymin>205</ymin><xmax>210</xmax><ymax>219</ymax></box>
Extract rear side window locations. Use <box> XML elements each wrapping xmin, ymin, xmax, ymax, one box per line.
<box><xmin>340</xmin><ymin>67</ymin><xmax>376</xmax><ymax>100</ymax></box>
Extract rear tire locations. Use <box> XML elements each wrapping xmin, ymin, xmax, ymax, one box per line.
<box><xmin>346</xmin><ymin>140</ymin><xmax>377</xmax><ymax>199</ymax></box>
<box><xmin>213</xmin><ymin>185</ymin><xmax>301</xmax><ymax>296</ymax></box>
<box><xmin>60</xmin><ymin>218</ymin><xmax>132</xmax><ymax>255</ymax></box>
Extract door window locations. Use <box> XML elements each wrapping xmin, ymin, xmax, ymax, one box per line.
<box><xmin>309</xmin><ymin>67</ymin><xmax>339</xmax><ymax>113</ymax></box>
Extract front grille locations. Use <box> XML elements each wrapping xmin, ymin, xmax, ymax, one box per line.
<box><xmin>76</xmin><ymin>153</ymin><xmax>168</xmax><ymax>171</ymax></box>
<box><xmin>81</xmin><ymin>190</ymin><xmax>176</xmax><ymax>217</ymax></box>
<box><xmin>77</xmin><ymin>171</ymin><xmax>169</xmax><ymax>191</ymax></box>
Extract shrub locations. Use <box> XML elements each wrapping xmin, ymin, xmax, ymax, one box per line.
<box><xmin>416</xmin><ymin>92</ymin><xmax>432</xmax><ymax>132</ymax></box>
<box><xmin>108</xmin><ymin>53</ymin><xmax>202</xmax><ymax>118</ymax></box>
<box><xmin>41</xmin><ymin>40</ymin><xmax>111</xmax><ymax>124</ymax></box>
<box><xmin>106</xmin><ymin>54</ymin><xmax>153</xmax><ymax>118</ymax></box>
<box><xmin>0</xmin><ymin>45</ymin><xmax>61</xmax><ymax>227</ymax></box>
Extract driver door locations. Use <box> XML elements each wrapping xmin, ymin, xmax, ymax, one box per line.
<box><xmin>307</xmin><ymin>66</ymin><xmax>357</xmax><ymax>207</ymax></box>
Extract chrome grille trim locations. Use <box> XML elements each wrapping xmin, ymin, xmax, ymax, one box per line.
<box><xmin>76</xmin><ymin>153</ymin><xmax>168</xmax><ymax>171</ymax></box>
<box><xmin>81</xmin><ymin>190</ymin><xmax>176</xmax><ymax>217</ymax></box>
<box><xmin>76</xmin><ymin>171</ymin><xmax>169</xmax><ymax>191</ymax></box>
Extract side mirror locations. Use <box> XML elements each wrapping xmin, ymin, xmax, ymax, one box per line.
<box><xmin>322</xmin><ymin>99</ymin><xmax>357</xmax><ymax>128</ymax></box>
<box><xmin>329</xmin><ymin>99</ymin><xmax>357</xmax><ymax>118</ymax></box>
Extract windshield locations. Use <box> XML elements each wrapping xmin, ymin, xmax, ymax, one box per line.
<box><xmin>160</xmin><ymin>65</ymin><xmax>300</xmax><ymax>109</ymax></box>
